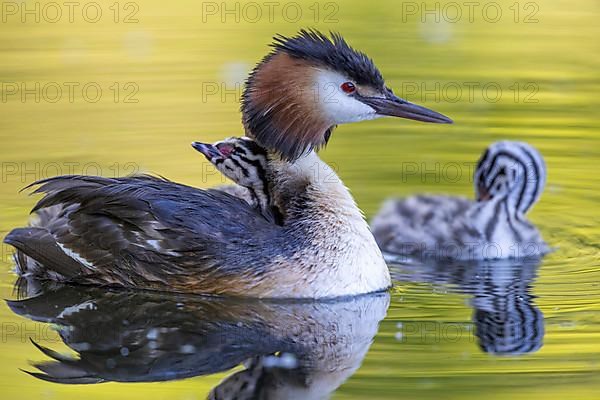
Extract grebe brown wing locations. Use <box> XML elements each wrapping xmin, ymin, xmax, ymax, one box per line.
<box><xmin>4</xmin><ymin>175</ymin><xmax>283</xmax><ymax>293</ymax></box>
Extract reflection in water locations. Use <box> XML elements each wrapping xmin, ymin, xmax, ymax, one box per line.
<box><xmin>7</xmin><ymin>280</ymin><xmax>389</xmax><ymax>399</ymax></box>
<box><xmin>389</xmin><ymin>257</ymin><xmax>544</xmax><ymax>355</ymax></box>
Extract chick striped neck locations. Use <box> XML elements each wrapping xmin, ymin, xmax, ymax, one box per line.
<box><xmin>470</xmin><ymin>141</ymin><xmax>546</xmax><ymax>254</ymax></box>
<box><xmin>474</xmin><ymin>141</ymin><xmax>545</xmax><ymax>216</ymax></box>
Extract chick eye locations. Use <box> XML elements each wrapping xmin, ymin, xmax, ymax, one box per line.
<box><xmin>340</xmin><ymin>82</ymin><xmax>356</xmax><ymax>94</ymax></box>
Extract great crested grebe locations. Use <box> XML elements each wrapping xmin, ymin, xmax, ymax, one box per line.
<box><xmin>4</xmin><ymin>30</ymin><xmax>452</xmax><ymax>298</ymax></box>
<box><xmin>371</xmin><ymin>141</ymin><xmax>548</xmax><ymax>260</ymax></box>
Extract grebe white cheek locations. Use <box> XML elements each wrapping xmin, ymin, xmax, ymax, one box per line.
<box><xmin>313</xmin><ymin>69</ymin><xmax>381</xmax><ymax>124</ymax></box>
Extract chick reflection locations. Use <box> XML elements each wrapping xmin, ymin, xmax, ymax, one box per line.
<box><xmin>389</xmin><ymin>257</ymin><xmax>544</xmax><ymax>355</ymax></box>
<box><xmin>7</xmin><ymin>279</ymin><xmax>389</xmax><ymax>399</ymax></box>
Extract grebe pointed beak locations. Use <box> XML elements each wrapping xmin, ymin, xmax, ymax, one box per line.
<box><xmin>359</xmin><ymin>91</ymin><xmax>453</xmax><ymax>124</ymax></box>
<box><xmin>192</xmin><ymin>142</ymin><xmax>220</xmax><ymax>160</ymax></box>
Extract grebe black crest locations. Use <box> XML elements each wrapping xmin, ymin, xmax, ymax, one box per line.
<box><xmin>242</xmin><ymin>29</ymin><xmax>452</xmax><ymax>160</ymax></box>
<box><xmin>371</xmin><ymin>141</ymin><xmax>548</xmax><ymax>260</ymax></box>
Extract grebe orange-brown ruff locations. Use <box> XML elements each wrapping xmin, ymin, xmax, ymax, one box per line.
<box><xmin>371</xmin><ymin>141</ymin><xmax>548</xmax><ymax>260</ymax></box>
<box><xmin>4</xmin><ymin>30</ymin><xmax>452</xmax><ymax>298</ymax></box>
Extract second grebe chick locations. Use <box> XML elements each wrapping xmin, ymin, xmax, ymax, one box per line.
<box><xmin>371</xmin><ymin>141</ymin><xmax>548</xmax><ymax>260</ymax></box>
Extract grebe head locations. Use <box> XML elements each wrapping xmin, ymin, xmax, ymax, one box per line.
<box><xmin>474</xmin><ymin>141</ymin><xmax>546</xmax><ymax>215</ymax></box>
<box><xmin>192</xmin><ymin>137</ymin><xmax>269</xmax><ymax>190</ymax></box>
<box><xmin>242</xmin><ymin>29</ymin><xmax>453</xmax><ymax>160</ymax></box>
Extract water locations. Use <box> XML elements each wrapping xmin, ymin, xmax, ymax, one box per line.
<box><xmin>1</xmin><ymin>0</ymin><xmax>599</xmax><ymax>398</ymax></box>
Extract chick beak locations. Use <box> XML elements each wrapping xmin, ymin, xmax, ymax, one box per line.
<box><xmin>191</xmin><ymin>142</ymin><xmax>221</xmax><ymax>160</ymax></box>
<box><xmin>359</xmin><ymin>90</ymin><xmax>453</xmax><ymax>124</ymax></box>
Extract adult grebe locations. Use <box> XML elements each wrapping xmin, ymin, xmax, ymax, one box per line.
<box><xmin>371</xmin><ymin>141</ymin><xmax>548</xmax><ymax>260</ymax></box>
<box><xmin>4</xmin><ymin>30</ymin><xmax>452</xmax><ymax>298</ymax></box>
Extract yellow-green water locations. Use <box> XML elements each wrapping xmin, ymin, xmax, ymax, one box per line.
<box><xmin>1</xmin><ymin>0</ymin><xmax>599</xmax><ymax>398</ymax></box>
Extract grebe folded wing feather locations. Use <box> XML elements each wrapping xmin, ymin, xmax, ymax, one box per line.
<box><xmin>7</xmin><ymin>175</ymin><xmax>287</xmax><ymax>293</ymax></box>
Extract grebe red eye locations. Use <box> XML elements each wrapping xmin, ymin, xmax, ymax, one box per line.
<box><xmin>340</xmin><ymin>82</ymin><xmax>356</xmax><ymax>94</ymax></box>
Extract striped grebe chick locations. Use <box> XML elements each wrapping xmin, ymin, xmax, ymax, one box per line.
<box><xmin>3</xmin><ymin>29</ymin><xmax>452</xmax><ymax>298</ymax></box>
<box><xmin>192</xmin><ymin>137</ymin><xmax>283</xmax><ymax>225</ymax></box>
<box><xmin>371</xmin><ymin>141</ymin><xmax>548</xmax><ymax>260</ymax></box>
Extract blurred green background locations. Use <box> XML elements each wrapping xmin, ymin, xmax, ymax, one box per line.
<box><xmin>1</xmin><ymin>0</ymin><xmax>599</xmax><ymax>398</ymax></box>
